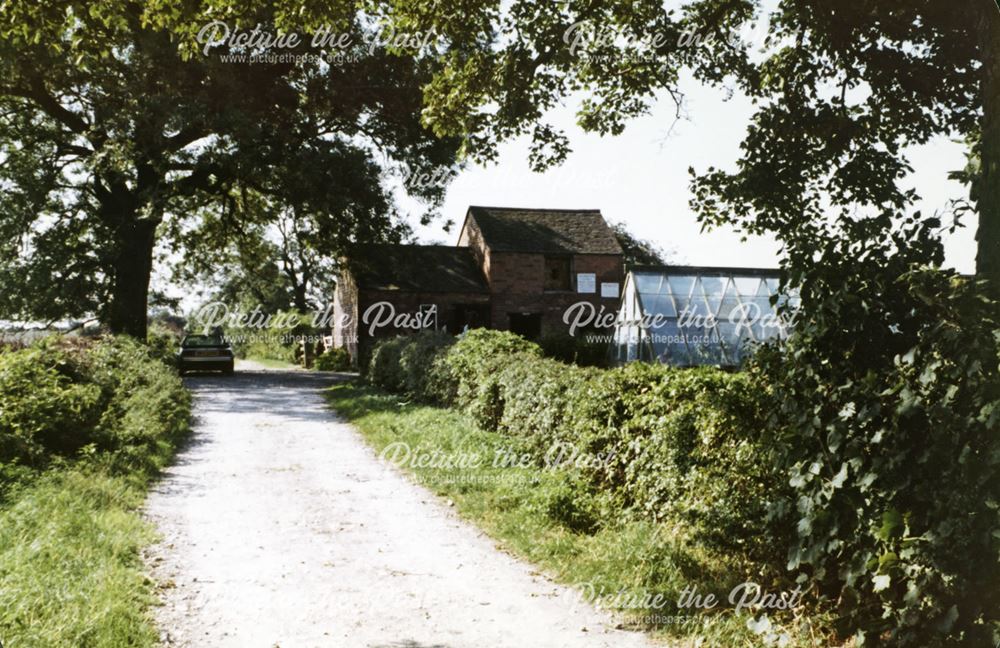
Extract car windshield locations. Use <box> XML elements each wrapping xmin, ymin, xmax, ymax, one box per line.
<box><xmin>183</xmin><ymin>335</ymin><xmax>226</xmax><ymax>348</ymax></box>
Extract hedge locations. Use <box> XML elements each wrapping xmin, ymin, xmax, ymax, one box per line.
<box><xmin>0</xmin><ymin>335</ymin><xmax>191</xmax><ymax>495</ymax></box>
<box><xmin>0</xmin><ymin>334</ymin><xmax>191</xmax><ymax>646</ymax></box>
<box><xmin>365</xmin><ymin>329</ymin><xmax>775</xmax><ymax>552</ymax></box>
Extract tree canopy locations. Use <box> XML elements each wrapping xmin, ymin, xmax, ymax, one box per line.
<box><xmin>611</xmin><ymin>222</ymin><xmax>671</xmax><ymax>268</ymax></box>
<box><xmin>4</xmin><ymin>1</ymin><xmax>992</xmax><ymax>336</ymax></box>
<box><xmin>0</xmin><ymin>0</ymin><xmax>459</xmax><ymax>336</ymax></box>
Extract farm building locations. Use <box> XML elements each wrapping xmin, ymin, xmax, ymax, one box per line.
<box><xmin>332</xmin><ymin>206</ymin><xmax>625</xmax><ymax>364</ymax></box>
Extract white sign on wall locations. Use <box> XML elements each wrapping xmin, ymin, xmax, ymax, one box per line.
<box><xmin>600</xmin><ymin>282</ymin><xmax>620</xmax><ymax>299</ymax></box>
<box><xmin>576</xmin><ymin>273</ymin><xmax>596</xmax><ymax>293</ymax></box>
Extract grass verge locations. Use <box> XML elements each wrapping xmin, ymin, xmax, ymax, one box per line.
<box><xmin>325</xmin><ymin>381</ymin><xmax>832</xmax><ymax>647</ymax></box>
<box><xmin>0</xmin><ymin>467</ymin><xmax>163</xmax><ymax>647</ymax></box>
<box><xmin>0</xmin><ymin>336</ymin><xmax>190</xmax><ymax>648</ymax></box>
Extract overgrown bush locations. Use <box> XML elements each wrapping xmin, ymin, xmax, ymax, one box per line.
<box><xmin>0</xmin><ymin>335</ymin><xmax>191</xmax><ymax>495</ymax></box>
<box><xmin>146</xmin><ymin>320</ymin><xmax>182</xmax><ymax>364</ymax></box>
<box><xmin>752</xmin><ymin>218</ymin><xmax>1000</xmax><ymax>646</ymax></box>
<box><xmin>368</xmin><ymin>336</ymin><xmax>408</xmax><ymax>393</ymax></box>
<box><xmin>615</xmin><ymin>367</ymin><xmax>782</xmax><ymax>562</ymax></box>
<box><xmin>368</xmin><ymin>328</ymin><xmax>541</xmax><ymax>420</ymax></box>
<box><xmin>398</xmin><ymin>330</ymin><xmax>454</xmax><ymax>400</ymax></box>
<box><xmin>365</xmin><ymin>328</ymin><xmax>772</xmax><ymax>551</ymax></box>
<box><xmin>0</xmin><ymin>342</ymin><xmax>103</xmax><ymax>467</ymax></box>
<box><xmin>495</xmin><ymin>355</ymin><xmax>595</xmax><ymax>455</ymax></box>
<box><xmin>84</xmin><ymin>337</ymin><xmax>192</xmax><ymax>473</ymax></box>
<box><xmin>366</xmin><ymin>331</ymin><xmax>456</xmax><ymax>396</ymax></box>
<box><xmin>315</xmin><ymin>346</ymin><xmax>352</xmax><ymax>371</ymax></box>
<box><xmin>436</xmin><ymin>329</ymin><xmax>542</xmax><ymax>428</ymax></box>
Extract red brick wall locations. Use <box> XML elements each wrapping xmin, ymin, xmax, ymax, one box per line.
<box><xmin>458</xmin><ymin>216</ymin><xmax>493</xmax><ymax>289</ymax></box>
<box><xmin>487</xmin><ymin>252</ymin><xmax>623</xmax><ymax>334</ymax></box>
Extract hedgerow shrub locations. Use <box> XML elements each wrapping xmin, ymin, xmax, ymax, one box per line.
<box><xmin>0</xmin><ymin>336</ymin><xmax>190</xmax><ymax>491</ymax></box>
<box><xmin>398</xmin><ymin>330</ymin><xmax>454</xmax><ymax>401</ymax></box>
<box><xmin>753</xmin><ymin>220</ymin><xmax>1000</xmax><ymax>646</ymax></box>
<box><xmin>0</xmin><ymin>341</ymin><xmax>103</xmax><ymax>467</ymax></box>
<box><xmin>315</xmin><ymin>347</ymin><xmax>351</xmax><ymax>371</ymax></box>
<box><xmin>495</xmin><ymin>355</ymin><xmax>596</xmax><ymax>454</ymax></box>
<box><xmin>365</xmin><ymin>329</ymin><xmax>773</xmax><ymax>549</ymax></box>
<box><xmin>562</xmin><ymin>362</ymin><xmax>678</xmax><ymax>493</ymax></box>
<box><xmin>146</xmin><ymin>321</ymin><xmax>181</xmax><ymax>365</ymax></box>
<box><xmin>619</xmin><ymin>368</ymin><xmax>783</xmax><ymax>561</ymax></box>
<box><xmin>84</xmin><ymin>337</ymin><xmax>191</xmax><ymax>473</ymax></box>
<box><xmin>436</xmin><ymin>330</ymin><xmax>542</xmax><ymax>428</ymax></box>
<box><xmin>368</xmin><ymin>336</ymin><xmax>408</xmax><ymax>393</ymax></box>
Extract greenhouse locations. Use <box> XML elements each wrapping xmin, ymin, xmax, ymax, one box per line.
<box><xmin>611</xmin><ymin>266</ymin><xmax>799</xmax><ymax>367</ymax></box>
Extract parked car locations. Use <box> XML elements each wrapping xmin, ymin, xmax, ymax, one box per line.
<box><xmin>176</xmin><ymin>334</ymin><xmax>234</xmax><ymax>376</ymax></box>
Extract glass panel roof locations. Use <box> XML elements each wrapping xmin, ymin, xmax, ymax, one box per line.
<box><xmin>734</xmin><ymin>276</ymin><xmax>762</xmax><ymax>296</ymax></box>
<box><xmin>616</xmin><ymin>268</ymin><xmax>794</xmax><ymax>367</ymax></box>
<box><xmin>634</xmin><ymin>273</ymin><xmax>666</xmax><ymax>293</ymax></box>
<box><xmin>700</xmin><ymin>276</ymin><xmax>726</xmax><ymax>295</ymax></box>
<box><xmin>668</xmin><ymin>275</ymin><xmax>695</xmax><ymax>297</ymax></box>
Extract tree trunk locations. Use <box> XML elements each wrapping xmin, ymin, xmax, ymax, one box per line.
<box><xmin>107</xmin><ymin>218</ymin><xmax>157</xmax><ymax>339</ymax></box>
<box><xmin>292</xmin><ymin>280</ymin><xmax>309</xmax><ymax>312</ymax></box>
<box><xmin>976</xmin><ymin>1</ymin><xmax>1000</xmax><ymax>288</ymax></box>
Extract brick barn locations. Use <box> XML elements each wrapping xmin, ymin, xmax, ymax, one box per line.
<box><xmin>332</xmin><ymin>206</ymin><xmax>625</xmax><ymax>365</ymax></box>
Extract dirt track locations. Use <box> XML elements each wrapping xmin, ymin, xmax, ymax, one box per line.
<box><xmin>144</xmin><ymin>364</ymin><xmax>658</xmax><ymax>648</ymax></box>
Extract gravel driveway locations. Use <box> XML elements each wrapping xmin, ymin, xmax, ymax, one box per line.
<box><xmin>145</xmin><ymin>365</ymin><xmax>659</xmax><ymax>648</ymax></box>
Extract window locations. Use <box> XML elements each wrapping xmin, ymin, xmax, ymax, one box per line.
<box><xmin>544</xmin><ymin>256</ymin><xmax>571</xmax><ymax>291</ymax></box>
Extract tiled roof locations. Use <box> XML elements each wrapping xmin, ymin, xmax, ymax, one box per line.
<box><xmin>347</xmin><ymin>244</ymin><xmax>489</xmax><ymax>293</ymax></box>
<box><xmin>466</xmin><ymin>206</ymin><xmax>623</xmax><ymax>255</ymax></box>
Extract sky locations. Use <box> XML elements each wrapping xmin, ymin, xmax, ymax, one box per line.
<box><xmin>402</xmin><ymin>70</ymin><xmax>978</xmax><ymax>275</ymax></box>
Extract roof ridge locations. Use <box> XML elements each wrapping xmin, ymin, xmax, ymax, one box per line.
<box><xmin>468</xmin><ymin>205</ymin><xmax>602</xmax><ymax>213</ymax></box>
<box><xmin>353</xmin><ymin>242</ymin><xmax>465</xmax><ymax>249</ymax></box>
<box><xmin>631</xmin><ymin>264</ymin><xmax>782</xmax><ymax>274</ymax></box>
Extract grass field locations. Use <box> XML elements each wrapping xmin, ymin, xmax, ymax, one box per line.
<box><xmin>325</xmin><ymin>381</ymin><xmax>833</xmax><ymax>648</ymax></box>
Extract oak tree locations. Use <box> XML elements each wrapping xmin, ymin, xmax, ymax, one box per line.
<box><xmin>0</xmin><ymin>1</ymin><xmax>458</xmax><ymax>337</ymax></box>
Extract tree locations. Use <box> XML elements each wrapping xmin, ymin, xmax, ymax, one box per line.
<box><xmin>388</xmin><ymin>0</ymin><xmax>998</xmax><ymax>283</ymax></box>
<box><xmin>0</xmin><ymin>1</ymin><xmax>458</xmax><ymax>337</ymax></box>
<box><xmin>610</xmin><ymin>222</ymin><xmax>671</xmax><ymax>268</ymax></box>
<box><xmin>171</xmin><ymin>139</ymin><xmax>411</xmax><ymax>312</ymax></box>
